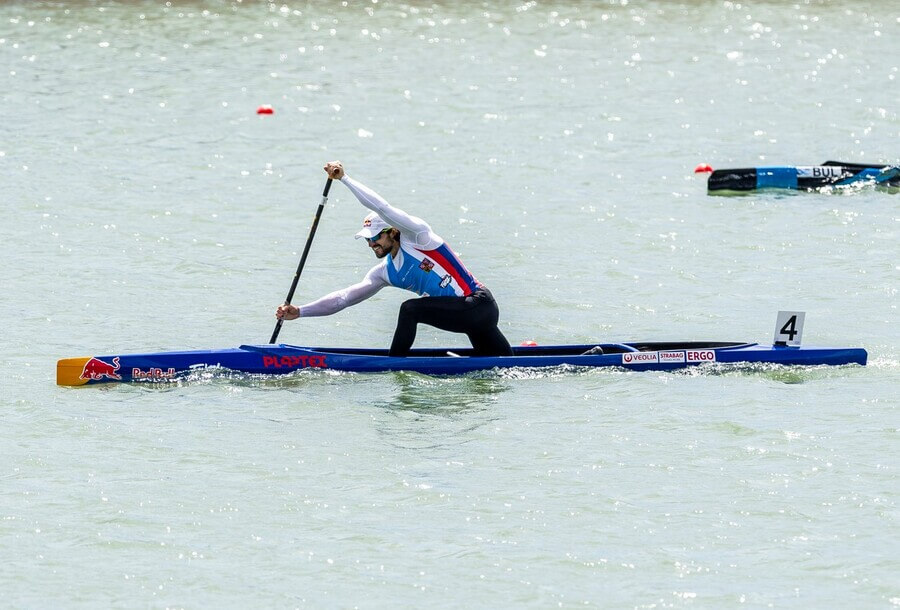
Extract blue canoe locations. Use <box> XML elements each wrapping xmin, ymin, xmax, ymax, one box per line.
<box><xmin>707</xmin><ymin>160</ymin><xmax>899</xmax><ymax>193</ymax></box>
<box><xmin>57</xmin><ymin>341</ymin><xmax>867</xmax><ymax>386</ymax></box>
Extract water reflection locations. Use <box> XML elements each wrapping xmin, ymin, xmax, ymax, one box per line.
<box><xmin>378</xmin><ymin>371</ymin><xmax>509</xmax><ymax>415</ymax></box>
<box><xmin>366</xmin><ymin>372</ymin><xmax>510</xmax><ymax>451</ymax></box>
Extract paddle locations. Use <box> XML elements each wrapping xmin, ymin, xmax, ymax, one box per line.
<box><xmin>269</xmin><ymin>177</ymin><xmax>334</xmax><ymax>344</ymax></box>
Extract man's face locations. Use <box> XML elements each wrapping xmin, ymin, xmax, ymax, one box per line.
<box><xmin>366</xmin><ymin>229</ymin><xmax>395</xmax><ymax>258</ymax></box>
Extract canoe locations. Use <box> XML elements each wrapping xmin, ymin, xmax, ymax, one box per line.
<box><xmin>56</xmin><ymin>340</ymin><xmax>867</xmax><ymax>386</ymax></box>
<box><xmin>706</xmin><ymin>160</ymin><xmax>899</xmax><ymax>193</ymax></box>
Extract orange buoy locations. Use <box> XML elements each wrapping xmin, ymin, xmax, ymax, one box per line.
<box><xmin>256</xmin><ymin>105</ymin><xmax>274</xmax><ymax>115</ymax></box>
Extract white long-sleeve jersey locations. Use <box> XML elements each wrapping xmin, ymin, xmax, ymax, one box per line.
<box><xmin>297</xmin><ymin>176</ymin><xmax>482</xmax><ymax>317</ymax></box>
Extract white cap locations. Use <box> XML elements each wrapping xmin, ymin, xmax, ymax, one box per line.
<box><xmin>354</xmin><ymin>212</ymin><xmax>391</xmax><ymax>239</ymax></box>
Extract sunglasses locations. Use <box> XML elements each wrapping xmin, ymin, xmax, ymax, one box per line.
<box><xmin>366</xmin><ymin>229</ymin><xmax>391</xmax><ymax>243</ymax></box>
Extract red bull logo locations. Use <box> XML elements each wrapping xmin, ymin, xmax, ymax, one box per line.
<box><xmin>80</xmin><ymin>357</ymin><xmax>122</xmax><ymax>381</ymax></box>
<box><xmin>132</xmin><ymin>367</ymin><xmax>177</xmax><ymax>380</ymax></box>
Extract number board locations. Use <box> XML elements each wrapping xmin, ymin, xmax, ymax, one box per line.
<box><xmin>774</xmin><ymin>311</ymin><xmax>805</xmax><ymax>346</ymax></box>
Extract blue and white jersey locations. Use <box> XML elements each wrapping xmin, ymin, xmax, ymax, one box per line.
<box><xmin>297</xmin><ymin>176</ymin><xmax>483</xmax><ymax>318</ymax></box>
<box><xmin>382</xmin><ymin>240</ymin><xmax>480</xmax><ymax>297</ymax></box>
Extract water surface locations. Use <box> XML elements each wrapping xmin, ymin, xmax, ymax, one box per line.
<box><xmin>2</xmin><ymin>1</ymin><xmax>898</xmax><ymax>607</ymax></box>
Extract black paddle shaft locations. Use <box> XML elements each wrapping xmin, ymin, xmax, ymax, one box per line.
<box><xmin>269</xmin><ymin>178</ymin><xmax>333</xmax><ymax>344</ymax></box>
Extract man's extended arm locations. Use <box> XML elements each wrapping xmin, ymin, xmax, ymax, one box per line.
<box><xmin>324</xmin><ymin>160</ymin><xmax>432</xmax><ymax>244</ymax></box>
<box><xmin>340</xmin><ymin>176</ymin><xmax>432</xmax><ymax>241</ymax></box>
<box><xmin>276</xmin><ymin>265</ymin><xmax>387</xmax><ymax>320</ymax></box>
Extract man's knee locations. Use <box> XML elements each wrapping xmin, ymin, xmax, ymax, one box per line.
<box><xmin>398</xmin><ymin>298</ymin><xmax>420</xmax><ymax>319</ymax></box>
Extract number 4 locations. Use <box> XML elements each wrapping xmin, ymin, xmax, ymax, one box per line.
<box><xmin>780</xmin><ymin>316</ymin><xmax>799</xmax><ymax>339</ymax></box>
<box><xmin>774</xmin><ymin>311</ymin><xmax>805</xmax><ymax>346</ymax></box>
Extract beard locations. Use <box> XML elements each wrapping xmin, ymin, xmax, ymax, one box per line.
<box><xmin>370</xmin><ymin>237</ymin><xmax>395</xmax><ymax>259</ymax></box>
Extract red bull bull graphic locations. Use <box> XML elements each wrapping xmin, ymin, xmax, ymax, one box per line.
<box><xmin>80</xmin><ymin>357</ymin><xmax>121</xmax><ymax>381</ymax></box>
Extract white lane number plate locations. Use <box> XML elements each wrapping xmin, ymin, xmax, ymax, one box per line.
<box><xmin>774</xmin><ymin>311</ymin><xmax>805</xmax><ymax>346</ymax></box>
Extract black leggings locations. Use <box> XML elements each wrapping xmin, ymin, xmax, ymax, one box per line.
<box><xmin>389</xmin><ymin>288</ymin><xmax>514</xmax><ymax>357</ymax></box>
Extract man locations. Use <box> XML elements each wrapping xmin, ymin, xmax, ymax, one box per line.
<box><xmin>275</xmin><ymin>161</ymin><xmax>513</xmax><ymax>357</ymax></box>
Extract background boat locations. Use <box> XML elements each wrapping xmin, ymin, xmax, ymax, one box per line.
<box><xmin>705</xmin><ymin>161</ymin><xmax>900</xmax><ymax>193</ymax></box>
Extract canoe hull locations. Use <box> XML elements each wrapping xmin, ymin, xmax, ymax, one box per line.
<box><xmin>57</xmin><ymin>342</ymin><xmax>868</xmax><ymax>386</ymax></box>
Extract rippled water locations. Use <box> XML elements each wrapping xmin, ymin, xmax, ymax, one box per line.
<box><xmin>3</xmin><ymin>1</ymin><xmax>898</xmax><ymax>607</ymax></box>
